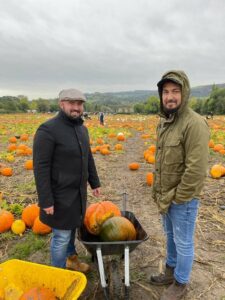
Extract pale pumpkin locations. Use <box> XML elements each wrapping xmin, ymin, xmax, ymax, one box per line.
<box><xmin>100</xmin><ymin>216</ymin><xmax>136</xmax><ymax>241</ymax></box>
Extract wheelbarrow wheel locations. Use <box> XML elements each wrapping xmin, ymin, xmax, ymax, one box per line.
<box><xmin>107</xmin><ymin>258</ymin><xmax>123</xmax><ymax>300</ymax></box>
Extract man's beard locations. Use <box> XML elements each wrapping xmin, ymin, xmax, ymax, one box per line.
<box><xmin>163</xmin><ymin>107</ymin><xmax>179</xmax><ymax>115</ymax></box>
<box><xmin>65</xmin><ymin>110</ymin><xmax>82</xmax><ymax>120</ymax></box>
<box><xmin>163</xmin><ymin>103</ymin><xmax>181</xmax><ymax>115</ymax></box>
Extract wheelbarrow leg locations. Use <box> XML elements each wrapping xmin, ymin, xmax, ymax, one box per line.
<box><xmin>96</xmin><ymin>247</ymin><xmax>109</xmax><ymax>300</ymax></box>
<box><xmin>124</xmin><ymin>245</ymin><xmax>130</xmax><ymax>299</ymax></box>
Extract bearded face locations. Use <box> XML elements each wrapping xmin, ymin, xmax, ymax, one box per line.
<box><xmin>162</xmin><ymin>82</ymin><xmax>182</xmax><ymax>113</ymax></box>
<box><xmin>59</xmin><ymin>100</ymin><xmax>84</xmax><ymax>119</ymax></box>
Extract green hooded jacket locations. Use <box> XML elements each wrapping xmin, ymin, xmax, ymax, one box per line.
<box><xmin>152</xmin><ymin>70</ymin><xmax>210</xmax><ymax>214</ymax></box>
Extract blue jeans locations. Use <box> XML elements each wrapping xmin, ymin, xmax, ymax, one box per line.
<box><xmin>50</xmin><ymin>228</ymin><xmax>77</xmax><ymax>268</ymax></box>
<box><xmin>162</xmin><ymin>198</ymin><xmax>199</xmax><ymax>284</ymax></box>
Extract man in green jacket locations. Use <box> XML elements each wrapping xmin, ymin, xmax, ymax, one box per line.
<box><xmin>150</xmin><ymin>70</ymin><xmax>209</xmax><ymax>300</ymax></box>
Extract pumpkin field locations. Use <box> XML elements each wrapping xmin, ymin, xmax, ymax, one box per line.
<box><xmin>0</xmin><ymin>113</ymin><xmax>225</xmax><ymax>300</ymax></box>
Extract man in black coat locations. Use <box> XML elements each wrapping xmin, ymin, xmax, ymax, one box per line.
<box><xmin>33</xmin><ymin>88</ymin><xmax>101</xmax><ymax>272</ymax></box>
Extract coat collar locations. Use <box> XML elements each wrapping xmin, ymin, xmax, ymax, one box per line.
<box><xmin>57</xmin><ymin>109</ymin><xmax>84</xmax><ymax>126</ymax></box>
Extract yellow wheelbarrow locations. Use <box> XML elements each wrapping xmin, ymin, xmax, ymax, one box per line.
<box><xmin>0</xmin><ymin>259</ymin><xmax>87</xmax><ymax>299</ymax></box>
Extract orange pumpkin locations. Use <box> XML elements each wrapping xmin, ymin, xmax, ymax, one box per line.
<box><xmin>7</xmin><ymin>143</ymin><xmax>17</xmax><ymax>152</ymax></box>
<box><xmin>129</xmin><ymin>162</ymin><xmax>140</xmax><ymax>170</ymax></box>
<box><xmin>0</xmin><ymin>210</ymin><xmax>14</xmax><ymax>233</ymax></box>
<box><xmin>15</xmin><ymin>149</ymin><xmax>25</xmax><ymax>156</ymax></box>
<box><xmin>219</xmin><ymin>149</ymin><xmax>225</xmax><ymax>155</ymax></box>
<box><xmin>97</xmin><ymin>138</ymin><xmax>104</xmax><ymax>145</ymax></box>
<box><xmin>208</xmin><ymin>139</ymin><xmax>215</xmax><ymax>148</ymax></box>
<box><xmin>146</xmin><ymin>172</ymin><xmax>154</xmax><ymax>186</ymax></box>
<box><xmin>22</xmin><ymin>204</ymin><xmax>40</xmax><ymax>227</ymax></box>
<box><xmin>1</xmin><ymin>167</ymin><xmax>13</xmax><ymax>176</ymax></box>
<box><xmin>114</xmin><ymin>144</ymin><xmax>123</xmax><ymax>151</ymax></box>
<box><xmin>8</xmin><ymin>136</ymin><xmax>17</xmax><ymax>143</ymax></box>
<box><xmin>84</xmin><ymin>201</ymin><xmax>121</xmax><ymax>235</ymax></box>
<box><xmin>147</xmin><ymin>154</ymin><xmax>155</xmax><ymax>164</ymax></box>
<box><xmin>91</xmin><ymin>147</ymin><xmax>97</xmax><ymax>154</ymax></box>
<box><xmin>20</xmin><ymin>134</ymin><xmax>29</xmax><ymax>141</ymax></box>
<box><xmin>24</xmin><ymin>147</ymin><xmax>33</xmax><ymax>156</ymax></box>
<box><xmin>100</xmin><ymin>147</ymin><xmax>110</xmax><ymax>155</ymax></box>
<box><xmin>148</xmin><ymin>145</ymin><xmax>156</xmax><ymax>154</ymax></box>
<box><xmin>210</xmin><ymin>164</ymin><xmax>224</xmax><ymax>179</ymax></box>
<box><xmin>32</xmin><ymin>216</ymin><xmax>52</xmax><ymax>234</ymax></box>
<box><xmin>24</xmin><ymin>160</ymin><xmax>33</xmax><ymax>170</ymax></box>
<box><xmin>117</xmin><ymin>134</ymin><xmax>125</xmax><ymax>141</ymax></box>
<box><xmin>19</xmin><ymin>287</ymin><xmax>56</xmax><ymax>300</ymax></box>
<box><xmin>213</xmin><ymin>144</ymin><xmax>224</xmax><ymax>152</ymax></box>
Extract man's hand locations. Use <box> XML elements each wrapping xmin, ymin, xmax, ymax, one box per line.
<box><xmin>92</xmin><ymin>187</ymin><xmax>101</xmax><ymax>197</ymax></box>
<box><xmin>43</xmin><ymin>206</ymin><xmax>54</xmax><ymax>215</ymax></box>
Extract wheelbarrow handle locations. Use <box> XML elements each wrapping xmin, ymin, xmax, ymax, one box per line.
<box><xmin>122</xmin><ymin>192</ymin><xmax>128</xmax><ymax>211</ymax></box>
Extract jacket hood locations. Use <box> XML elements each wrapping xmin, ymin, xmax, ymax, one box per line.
<box><xmin>157</xmin><ymin>70</ymin><xmax>190</xmax><ymax>117</ymax></box>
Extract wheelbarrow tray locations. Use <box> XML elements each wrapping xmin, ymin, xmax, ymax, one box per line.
<box><xmin>78</xmin><ymin>211</ymin><xmax>148</xmax><ymax>256</ymax></box>
<box><xmin>0</xmin><ymin>259</ymin><xmax>87</xmax><ymax>300</ymax></box>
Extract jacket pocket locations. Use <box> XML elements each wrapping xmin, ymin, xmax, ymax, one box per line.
<box><xmin>164</xmin><ymin>139</ymin><xmax>184</xmax><ymax>165</ymax></box>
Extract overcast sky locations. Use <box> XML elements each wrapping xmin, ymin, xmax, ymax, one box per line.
<box><xmin>0</xmin><ymin>0</ymin><xmax>224</xmax><ymax>99</ymax></box>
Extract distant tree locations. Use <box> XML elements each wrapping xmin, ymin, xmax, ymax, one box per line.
<box><xmin>189</xmin><ymin>97</ymin><xmax>203</xmax><ymax>114</ymax></box>
<box><xmin>36</xmin><ymin>99</ymin><xmax>50</xmax><ymax>112</ymax></box>
<box><xmin>144</xmin><ymin>96</ymin><xmax>160</xmax><ymax>114</ymax></box>
<box><xmin>207</xmin><ymin>87</ymin><xmax>225</xmax><ymax>114</ymax></box>
<box><xmin>133</xmin><ymin>103</ymin><xmax>145</xmax><ymax>113</ymax></box>
<box><xmin>49</xmin><ymin>103</ymin><xmax>59</xmax><ymax>112</ymax></box>
<box><xmin>18</xmin><ymin>97</ymin><xmax>30</xmax><ymax>112</ymax></box>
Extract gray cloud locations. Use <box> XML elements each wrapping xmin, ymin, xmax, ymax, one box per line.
<box><xmin>0</xmin><ymin>0</ymin><xmax>224</xmax><ymax>99</ymax></box>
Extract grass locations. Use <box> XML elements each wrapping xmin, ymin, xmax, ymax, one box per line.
<box><xmin>8</xmin><ymin>232</ymin><xmax>48</xmax><ymax>260</ymax></box>
<box><xmin>15</xmin><ymin>179</ymin><xmax>36</xmax><ymax>193</ymax></box>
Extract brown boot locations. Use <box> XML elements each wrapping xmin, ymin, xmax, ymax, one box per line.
<box><xmin>149</xmin><ymin>264</ymin><xmax>174</xmax><ymax>285</ymax></box>
<box><xmin>66</xmin><ymin>255</ymin><xmax>90</xmax><ymax>273</ymax></box>
<box><xmin>160</xmin><ymin>280</ymin><xmax>188</xmax><ymax>300</ymax></box>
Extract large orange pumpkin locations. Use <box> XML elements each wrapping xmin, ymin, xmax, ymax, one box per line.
<box><xmin>19</xmin><ymin>287</ymin><xmax>56</xmax><ymax>300</ymax></box>
<box><xmin>32</xmin><ymin>216</ymin><xmax>52</xmax><ymax>234</ymax></box>
<box><xmin>84</xmin><ymin>201</ymin><xmax>121</xmax><ymax>235</ymax></box>
<box><xmin>0</xmin><ymin>210</ymin><xmax>15</xmax><ymax>233</ymax></box>
<box><xmin>22</xmin><ymin>204</ymin><xmax>40</xmax><ymax>227</ymax></box>
<box><xmin>100</xmin><ymin>216</ymin><xmax>136</xmax><ymax>241</ymax></box>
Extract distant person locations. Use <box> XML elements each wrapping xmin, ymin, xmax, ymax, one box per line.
<box><xmin>149</xmin><ymin>70</ymin><xmax>209</xmax><ymax>300</ymax></box>
<box><xmin>33</xmin><ymin>88</ymin><xmax>101</xmax><ymax>273</ymax></box>
<box><xmin>83</xmin><ymin>112</ymin><xmax>91</xmax><ymax>120</ymax></box>
<box><xmin>99</xmin><ymin>112</ymin><xmax>105</xmax><ymax>125</ymax></box>
<box><xmin>206</xmin><ymin>111</ymin><xmax>213</xmax><ymax>119</ymax></box>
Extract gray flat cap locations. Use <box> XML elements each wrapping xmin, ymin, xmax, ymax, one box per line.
<box><xmin>59</xmin><ymin>88</ymin><xmax>86</xmax><ymax>102</ymax></box>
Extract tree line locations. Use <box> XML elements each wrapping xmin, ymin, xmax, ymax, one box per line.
<box><xmin>133</xmin><ymin>86</ymin><xmax>225</xmax><ymax>115</ymax></box>
<box><xmin>0</xmin><ymin>86</ymin><xmax>224</xmax><ymax>114</ymax></box>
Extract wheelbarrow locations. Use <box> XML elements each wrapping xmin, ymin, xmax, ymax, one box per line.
<box><xmin>0</xmin><ymin>259</ymin><xmax>87</xmax><ymax>299</ymax></box>
<box><xmin>78</xmin><ymin>193</ymin><xmax>149</xmax><ymax>300</ymax></box>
